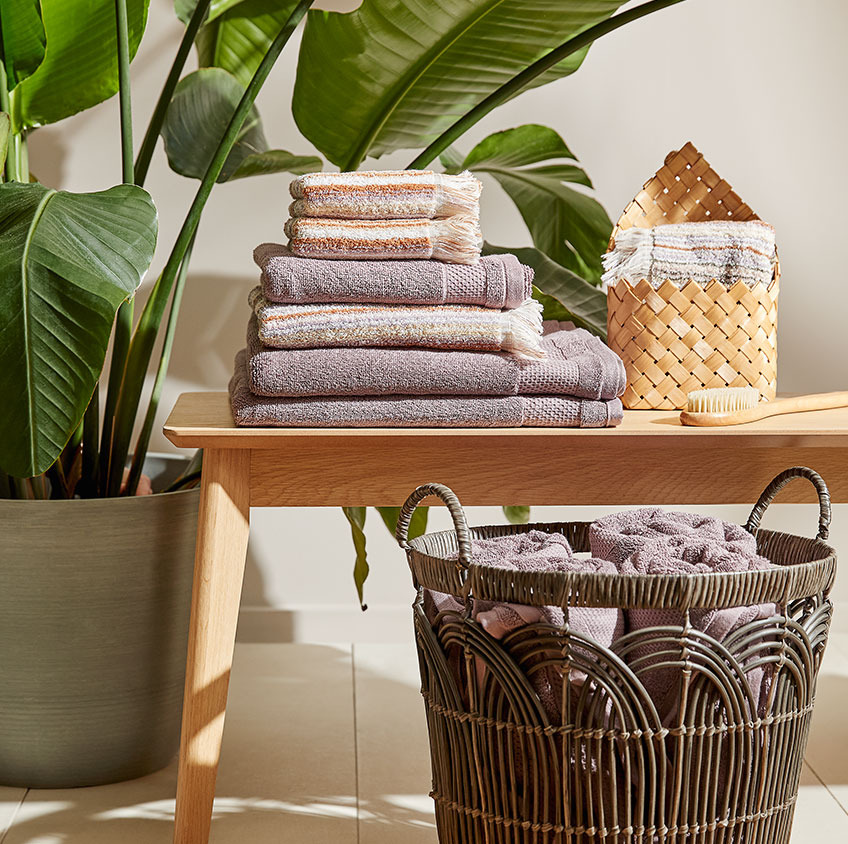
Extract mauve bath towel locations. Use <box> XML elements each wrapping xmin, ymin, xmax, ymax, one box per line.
<box><xmin>230</xmin><ymin>350</ymin><xmax>623</xmax><ymax>428</ymax></box>
<box><xmin>245</xmin><ymin>318</ymin><xmax>626</xmax><ymax>400</ymax></box>
<box><xmin>254</xmin><ymin>244</ymin><xmax>532</xmax><ymax>309</ymax></box>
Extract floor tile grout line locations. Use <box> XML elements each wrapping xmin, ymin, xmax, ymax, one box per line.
<box><xmin>351</xmin><ymin>642</ymin><xmax>361</xmax><ymax>844</ymax></box>
<box><xmin>0</xmin><ymin>789</ymin><xmax>29</xmax><ymax>844</ymax></box>
<box><xmin>803</xmin><ymin>760</ymin><xmax>848</xmax><ymax>818</ymax></box>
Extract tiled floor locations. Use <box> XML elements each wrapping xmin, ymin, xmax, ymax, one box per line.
<box><xmin>1</xmin><ymin>636</ymin><xmax>847</xmax><ymax>843</ymax></box>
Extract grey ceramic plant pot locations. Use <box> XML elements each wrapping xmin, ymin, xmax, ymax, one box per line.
<box><xmin>0</xmin><ymin>454</ymin><xmax>199</xmax><ymax>788</ymax></box>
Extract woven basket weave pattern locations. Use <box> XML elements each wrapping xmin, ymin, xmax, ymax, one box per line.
<box><xmin>605</xmin><ymin>142</ymin><xmax>779</xmax><ymax>410</ymax></box>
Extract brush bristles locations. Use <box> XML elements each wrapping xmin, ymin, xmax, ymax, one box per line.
<box><xmin>687</xmin><ymin>386</ymin><xmax>761</xmax><ymax>414</ymax></box>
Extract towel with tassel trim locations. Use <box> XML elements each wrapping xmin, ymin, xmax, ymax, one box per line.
<box><xmin>230</xmin><ymin>350</ymin><xmax>623</xmax><ymax>428</ymax></box>
<box><xmin>284</xmin><ymin>214</ymin><xmax>482</xmax><ymax>264</ymax></box>
<box><xmin>289</xmin><ymin>169</ymin><xmax>481</xmax><ymax>220</ymax></box>
<box><xmin>601</xmin><ymin>220</ymin><xmax>776</xmax><ymax>290</ymax></box>
<box><xmin>249</xmin><ymin>289</ymin><xmax>545</xmax><ymax>360</ymax></box>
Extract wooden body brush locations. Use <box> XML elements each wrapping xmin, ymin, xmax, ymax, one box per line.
<box><xmin>680</xmin><ymin>387</ymin><xmax>848</xmax><ymax>426</ymax></box>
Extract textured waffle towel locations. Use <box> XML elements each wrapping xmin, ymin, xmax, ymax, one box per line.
<box><xmin>230</xmin><ymin>350</ymin><xmax>623</xmax><ymax>428</ymax></box>
<box><xmin>602</xmin><ymin>220</ymin><xmax>776</xmax><ymax>290</ymax></box>
<box><xmin>289</xmin><ymin>169</ymin><xmax>481</xmax><ymax>220</ymax></box>
<box><xmin>589</xmin><ymin>508</ymin><xmax>777</xmax><ymax>721</ymax></box>
<box><xmin>246</xmin><ymin>317</ymin><xmax>626</xmax><ymax>400</ymax></box>
<box><xmin>249</xmin><ymin>288</ymin><xmax>545</xmax><ymax>360</ymax></box>
<box><xmin>254</xmin><ymin>244</ymin><xmax>531</xmax><ymax>309</ymax></box>
<box><xmin>284</xmin><ymin>214</ymin><xmax>483</xmax><ymax>264</ymax></box>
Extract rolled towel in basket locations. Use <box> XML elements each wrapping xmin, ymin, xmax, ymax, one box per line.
<box><xmin>589</xmin><ymin>509</ymin><xmax>778</xmax><ymax>721</ymax></box>
<box><xmin>246</xmin><ymin>318</ymin><xmax>626</xmax><ymax>400</ymax></box>
<box><xmin>284</xmin><ymin>214</ymin><xmax>482</xmax><ymax>264</ymax></box>
<box><xmin>249</xmin><ymin>288</ymin><xmax>545</xmax><ymax>359</ymax></box>
<box><xmin>230</xmin><ymin>350</ymin><xmax>624</xmax><ymax>428</ymax></box>
<box><xmin>289</xmin><ymin>169</ymin><xmax>481</xmax><ymax>220</ymax></box>
<box><xmin>254</xmin><ymin>245</ymin><xmax>531</xmax><ymax>309</ymax></box>
<box><xmin>601</xmin><ymin>220</ymin><xmax>776</xmax><ymax>290</ymax></box>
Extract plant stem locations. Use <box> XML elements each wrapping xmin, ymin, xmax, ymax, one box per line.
<box><xmin>115</xmin><ymin>0</ymin><xmax>134</xmax><ymax>184</ymax></box>
<box><xmin>123</xmin><ymin>232</ymin><xmax>196</xmax><ymax>496</ymax></box>
<box><xmin>81</xmin><ymin>389</ymin><xmax>100</xmax><ymax>497</ymax></box>
<box><xmin>134</xmin><ymin>0</ymin><xmax>212</xmax><ymax>186</ymax></box>
<box><xmin>106</xmin><ymin>0</ymin><xmax>316</xmax><ymax>497</ymax></box>
<box><xmin>0</xmin><ymin>65</ymin><xmax>18</xmax><ymax>182</ymax></box>
<box><xmin>406</xmin><ymin>0</ymin><xmax>685</xmax><ymax>170</ymax></box>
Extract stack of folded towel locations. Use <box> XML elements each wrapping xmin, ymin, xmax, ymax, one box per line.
<box><xmin>230</xmin><ymin>169</ymin><xmax>626</xmax><ymax>428</ymax></box>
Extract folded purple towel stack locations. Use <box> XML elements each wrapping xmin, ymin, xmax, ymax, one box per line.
<box><xmin>229</xmin><ymin>171</ymin><xmax>626</xmax><ymax>428</ymax></box>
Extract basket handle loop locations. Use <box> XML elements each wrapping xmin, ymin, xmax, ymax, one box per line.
<box><xmin>745</xmin><ymin>467</ymin><xmax>831</xmax><ymax>541</ymax></box>
<box><xmin>395</xmin><ymin>483</ymin><xmax>473</xmax><ymax>568</ymax></box>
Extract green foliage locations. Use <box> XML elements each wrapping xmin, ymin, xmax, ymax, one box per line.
<box><xmin>174</xmin><ymin>0</ymin><xmax>243</xmax><ymax>25</ymax></box>
<box><xmin>377</xmin><ymin>505</ymin><xmax>428</xmax><ymax>542</ymax></box>
<box><xmin>293</xmin><ymin>0</ymin><xmax>625</xmax><ymax>169</ymax></box>
<box><xmin>0</xmin><ymin>182</ymin><xmax>157</xmax><ymax>478</ymax></box>
<box><xmin>12</xmin><ymin>0</ymin><xmax>149</xmax><ymax>131</ymax></box>
<box><xmin>0</xmin><ymin>0</ymin><xmax>46</xmax><ymax>90</ymax></box>
<box><xmin>503</xmin><ymin>506</ymin><xmax>531</xmax><ymax>525</ymax></box>
<box><xmin>0</xmin><ymin>112</ymin><xmax>9</xmax><ymax>171</ymax></box>
<box><xmin>447</xmin><ymin>125</ymin><xmax>612</xmax><ymax>282</ymax></box>
<box><xmin>160</xmin><ymin>68</ymin><xmax>321</xmax><ymax>182</ymax></box>
<box><xmin>343</xmin><ymin>507</ymin><xmax>369</xmax><ymax>609</ymax></box>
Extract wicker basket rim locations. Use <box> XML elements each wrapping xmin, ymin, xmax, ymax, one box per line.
<box><xmin>407</xmin><ymin>521</ymin><xmax>835</xmax><ymax>609</ymax></box>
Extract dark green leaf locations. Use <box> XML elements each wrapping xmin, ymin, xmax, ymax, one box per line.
<box><xmin>503</xmin><ymin>505</ymin><xmax>530</xmax><ymax>525</ymax></box>
<box><xmin>161</xmin><ymin>68</ymin><xmax>320</xmax><ymax>182</ymax></box>
<box><xmin>0</xmin><ymin>112</ymin><xmax>9</xmax><ymax>172</ymax></box>
<box><xmin>485</xmin><ymin>243</ymin><xmax>608</xmax><ymax>338</ymax></box>
<box><xmin>195</xmin><ymin>0</ymin><xmax>299</xmax><ymax>89</ymax></box>
<box><xmin>174</xmin><ymin>0</ymin><xmax>244</xmax><ymax>25</ymax></box>
<box><xmin>293</xmin><ymin>0</ymin><xmax>625</xmax><ymax>168</ymax></box>
<box><xmin>459</xmin><ymin>125</ymin><xmax>611</xmax><ymax>281</ymax></box>
<box><xmin>343</xmin><ymin>506</ymin><xmax>369</xmax><ymax>610</ymax></box>
<box><xmin>376</xmin><ymin>505</ymin><xmax>428</xmax><ymax>543</ymax></box>
<box><xmin>0</xmin><ymin>182</ymin><xmax>158</xmax><ymax>477</ymax></box>
<box><xmin>0</xmin><ymin>0</ymin><xmax>46</xmax><ymax>89</ymax></box>
<box><xmin>13</xmin><ymin>0</ymin><xmax>149</xmax><ymax>131</ymax></box>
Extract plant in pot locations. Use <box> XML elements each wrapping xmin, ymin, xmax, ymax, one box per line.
<box><xmin>0</xmin><ymin>0</ymin><xmax>684</xmax><ymax>787</ymax></box>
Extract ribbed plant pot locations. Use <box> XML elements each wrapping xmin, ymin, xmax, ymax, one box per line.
<box><xmin>0</xmin><ymin>456</ymin><xmax>199</xmax><ymax>788</ymax></box>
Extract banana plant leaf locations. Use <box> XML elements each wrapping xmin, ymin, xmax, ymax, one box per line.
<box><xmin>174</xmin><ymin>0</ymin><xmax>245</xmax><ymax>24</ymax></box>
<box><xmin>0</xmin><ymin>112</ymin><xmax>9</xmax><ymax>171</ymax></box>
<box><xmin>292</xmin><ymin>0</ymin><xmax>625</xmax><ymax>169</ymax></box>
<box><xmin>485</xmin><ymin>243</ymin><xmax>608</xmax><ymax>338</ymax></box>
<box><xmin>447</xmin><ymin>124</ymin><xmax>612</xmax><ymax>282</ymax></box>
<box><xmin>343</xmin><ymin>506</ymin><xmax>369</xmax><ymax>609</ymax></box>
<box><xmin>160</xmin><ymin>68</ymin><xmax>321</xmax><ymax>182</ymax></box>
<box><xmin>0</xmin><ymin>182</ymin><xmax>157</xmax><ymax>478</ymax></box>
<box><xmin>376</xmin><ymin>505</ymin><xmax>428</xmax><ymax>544</ymax></box>
<box><xmin>195</xmin><ymin>0</ymin><xmax>300</xmax><ymax>89</ymax></box>
<box><xmin>0</xmin><ymin>0</ymin><xmax>46</xmax><ymax>90</ymax></box>
<box><xmin>503</xmin><ymin>505</ymin><xmax>531</xmax><ymax>524</ymax></box>
<box><xmin>12</xmin><ymin>0</ymin><xmax>149</xmax><ymax>131</ymax></box>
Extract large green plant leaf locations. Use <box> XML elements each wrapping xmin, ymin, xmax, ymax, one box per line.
<box><xmin>174</xmin><ymin>0</ymin><xmax>244</xmax><ymax>25</ymax></box>
<box><xmin>485</xmin><ymin>243</ymin><xmax>607</xmax><ymax>338</ymax></box>
<box><xmin>293</xmin><ymin>0</ymin><xmax>625</xmax><ymax>169</ymax></box>
<box><xmin>343</xmin><ymin>506</ymin><xmax>369</xmax><ymax>610</ymax></box>
<box><xmin>0</xmin><ymin>112</ymin><xmax>9</xmax><ymax>172</ymax></box>
<box><xmin>195</xmin><ymin>0</ymin><xmax>299</xmax><ymax>89</ymax></box>
<box><xmin>12</xmin><ymin>0</ymin><xmax>149</xmax><ymax>131</ymax></box>
<box><xmin>160</xmin><ymin>68</ymin><xmax>321</xmax><ymax>182</ymax></box>
<box><xmin>0</xmin><ymin>182</ymin><xmax>158</xmax><ymax>478</ymax></box>
<box><xmin>449</xmin><ymin>124</ymin><xmax>611</xmax><ymax>281</ymax></box>
<box><xmin>0</xmin><ymin>0</ymin><xmax>46</xmax><ymax>89</ymax></box>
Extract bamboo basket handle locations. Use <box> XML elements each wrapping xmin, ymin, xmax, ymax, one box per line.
<box><xmin>745</xmin><ymin>467</ymin><xmax>831</xmax><ymax>541</ymax></box>
<box><xmin>395</xmin><ymin>483</ymin><xmax>473</xmax><ymax>567</ymax></box>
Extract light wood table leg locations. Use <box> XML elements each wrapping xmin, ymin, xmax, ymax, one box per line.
<box><xmin>174</xmin><ymin>448</ymin><xmax>251</xmax><ymax>844</ymax></box>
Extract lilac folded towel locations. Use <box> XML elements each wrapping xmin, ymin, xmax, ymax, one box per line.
<box><xmin>245</xmin><ymin>318</ymin><xmax>627</xmax><ymax>400</ymax></box>
<box><xmin>230</xmin><ymin>350</ymin><xmax>623</xmax><ymax>428</ymax></box>
<box><xmin>589</xmin><ymin>509</ymin><xmax>777</xmax><ymax>721</ymax></box>
<box><xmin>254</xmin><ymin>244</ymin><xmax>532</xmax><ymax>309</ymax></box>
<box><xmin>424</xmin><ymin>530</ymin><xmax>624</xmax><ymax>718</ymax></box>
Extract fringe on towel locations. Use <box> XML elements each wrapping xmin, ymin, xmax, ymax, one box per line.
<box><xmin>601</xmin><ymin>227</ymin><xmax>654</xmax><ymax>291</ymax></box>
<box><xmin>505</xmin><ymin>298</ymin><xmax>545</xmax><ymax>360</ymax></box>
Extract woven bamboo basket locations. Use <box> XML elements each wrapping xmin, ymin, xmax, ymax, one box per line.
<box><xmin>396</xmin><ymin>467</ymin><xmax>836</xmax><ymax>844</ymax></box>
<box><xmin>606</xmin><ymin>142</ymin><xmax>780</xmax><ymax>410</ymax></box>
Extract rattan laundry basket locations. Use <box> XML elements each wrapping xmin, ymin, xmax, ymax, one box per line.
<box><xmin>396</xmin><ymin>467</ymin><xmax>835</xmax><ymax>844</ymax></box>
<box><xmin>606</xmin><ymin>142</ymin><xmax>780</xmax><ymax>409</ymax></box>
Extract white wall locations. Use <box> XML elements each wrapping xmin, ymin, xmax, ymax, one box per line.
<box><xmin>30</xmin><ymin>0</ymin><xmax>848</xmax><ymax>640</ymax></box>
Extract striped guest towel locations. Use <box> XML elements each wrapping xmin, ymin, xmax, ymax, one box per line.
<box><xmin>601</xmin><ymin>220</ymin><xmax>776</xmax><ymax>290</ymax></box>
<box><xmin>248</xmin><ymin>288</ymin><xmax>545</xmax><ymax>360</ymax></box>
<box><xmin>284</xmin><ymin>214</ymin><xmax>482</xmax><ymax>264</ymax></box>
<box><xmin>289</xmin><ymin>169</ymin><xmax>481</xmax><ymax>220</ymax></box>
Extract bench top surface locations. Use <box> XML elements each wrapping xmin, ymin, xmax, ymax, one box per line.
<box><xmin>163</xmin><ymin>392</ymin><xmax>848</xmax><ymax>449</ymax></box>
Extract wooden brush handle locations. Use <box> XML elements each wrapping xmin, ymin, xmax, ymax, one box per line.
<box><xmin>681</xmin><ymin>391</ymin><xmax>848</xmax><ymax>426</ymax></box>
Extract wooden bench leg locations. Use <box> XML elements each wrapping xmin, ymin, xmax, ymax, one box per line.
<box><xmin>174</xmin><ymin>448</ymin><xmax>251</xmax><ymax>844</ymax></box>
